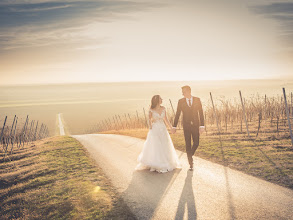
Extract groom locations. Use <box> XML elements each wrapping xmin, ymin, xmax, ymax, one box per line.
<box><xmin>172</xmin><ymin>85</ymin><xmax>205</xmax><ymax>170</ymax></box>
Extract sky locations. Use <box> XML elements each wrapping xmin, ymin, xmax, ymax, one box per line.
<box><xmin>0</xmin><ymin>0</ymin><xmax>293</xmax><ymax>85</ymax></box>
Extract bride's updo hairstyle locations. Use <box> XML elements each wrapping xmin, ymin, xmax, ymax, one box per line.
<box><xmin>151</xmin><ymin>95</ymin><xmax>160</xmax><ymax>109</ymax></box>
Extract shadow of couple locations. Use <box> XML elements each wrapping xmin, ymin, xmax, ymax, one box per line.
<box><xmin>113</xmin><ymin>169</ymin><xmax>197</xmax><ymax>220</ymax></box>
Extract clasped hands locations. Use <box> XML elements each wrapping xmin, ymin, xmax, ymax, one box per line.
<box><xmin>171</xmin><ymin>127</ymin><xmax>176</xmax><ymax>134</ymax></box>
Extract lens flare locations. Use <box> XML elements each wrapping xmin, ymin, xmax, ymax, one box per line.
<box><xmin>94</xmin><ymin>186</ymin><xmax>101</xmax><ymax>193</ymax></box>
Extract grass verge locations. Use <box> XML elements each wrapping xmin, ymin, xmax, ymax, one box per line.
<box><xmin>0</xmin><ymin>136</ymin><xmax>136</xmax><ymax>220</ymax></box>
<box><xmin>101</xmin><ymin>129</ymin><xmax>293</xmax><ymax>189</ymax></box>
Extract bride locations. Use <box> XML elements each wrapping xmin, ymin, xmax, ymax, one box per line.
<box><xmin>135</xmin><ymin>95</ymin><xmax>181</xmax><ymax>173</ymax></box>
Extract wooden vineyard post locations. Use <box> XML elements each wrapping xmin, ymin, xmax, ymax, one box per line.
<box><xmin>29</xmin><ymin>120</ymin><xmax>35</xmax><ymax>143</ymax></box>
<box><xmin>264</xmin><ymin>95</ymin><xmax>267</xmax><ymax>121</ymax></box>
<box><xmin>23</xmin><ymin>116</ymin><xmax>29</xmax><ymax>146</ymax></box>
<box><xmin>42</xmin><ymin>125</ymin><xmax>46</xmax><ymax>137</ymax></box>
<box><xmin>4</xmin><ymin>116</ymin><xmax>16</xmax><ymax>160</ymax></box>
<box><xmin>42</xmin><ymin>124</ymin><xmax>46</xmax><ymax>138</ymax></box>
<box><xmin>239</xmin><ymin>91</ymin><xmax>250</xmax><ymax>139</ymax></box>
<box><xmin>45</xmin><ymin>126</ymin><xmax>48</xmax><ymax>137</ymax></box>
<box><xmin>239</xmin><ymin>107</ymin><xmax>243</xmax><ymax>133</ymax></box>
<box><xmin>210</xmin><ymin>92</ymin><xmax>221</xmax><ymax>136</ymax></box>
<box><xmin>40</xmin><ymin>123</ymin><xmax>45</xmax><ymax>138</ymax></box>
<box><xmin>43</xmin><ymin>126</ymin><xmax>46</xmax><ymax>137</ymax></box>
<box><xmin>169</xmin><ymin>99</ymin><xmax>176</xmax><ymax>116</ymax></box>
<box><xmin>26</xmin><ymin>120</ymin><xmax>32</xmax><ymax>143</ymax></box>
<box><xmin>276</xmin><ymin>116</ymin><xmax>280</xmax><ymax>136</ymax></box>
<box><xmin>0</xmin><ymin>116</ymin><xmax>7</xmax><ymax>150</ymax></box>
<box><xmin>169</xmin><ymin>99</ymin><xmax>180</xmax><ymax>129</ymax></box>
<box><xmin>291</xmin><ymin>92</ymin><xmax>293</xmax><ymax>116</ymax></box>
<box><xmin>10</xmin><ymin>117</ymin><xmax>18</xmax><ymax>154</ymax></box>
<box><xmin>169</xmin><ymin>99</ymin><xmax>175</xmax><ymax>125</ymax></box>
<box><xmin>33</xmin><ymin>121</ymin><xmax>39</xmax><ymax>141</ymax></box>
<box><xmin>256</xmin><ymin>112</ymin><xmax>262</xmax><ymax>138</ymax></box>
<box><xmin>10</xmin><ymin>115</ymin><xmax>16</xmax><ymax>140</ymax></box>
<box><xmin>283</xmin><ymin>88</ymin><xmax>293</xmax><ymax>146</ymax></box>
<box><xmin>38</xmin><ymin>124</ymin><xmax>44</xmax><ymax>139</ymax></box>
<box><xmin>5</xmin><ymin>115</ymin><xmax>17</xmax><ymax>155</ymax></box>
<box><xmin>19</xmin><ymin>117</ymin><xmax>28</xmax><ymax>148</ymax></box>
<box><xmin>263</xmin><ymin>95</ymin><xmax>267</xmax><ymax>136</ymax></box>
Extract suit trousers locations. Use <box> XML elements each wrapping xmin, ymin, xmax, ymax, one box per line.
<box><xmin>183</xmin><ymin>124</ymin><xmax>199</xmax><ymax>166</ymax></box>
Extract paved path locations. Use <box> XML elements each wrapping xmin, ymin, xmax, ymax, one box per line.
<box><xmin>58</xmin><ymin>113</ymin><xmax>65</xmax><ymax>136</ymax></box>
<box><xmin>73</xmin><ymin>134</ymin><xmax>293</xmax><ymax>220</ymax></box>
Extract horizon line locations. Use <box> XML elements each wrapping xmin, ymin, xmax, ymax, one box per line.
<box><xmin>0</xmin><ymin>77</ymin><xmax>289</xmax><ymax>87</ymax></box>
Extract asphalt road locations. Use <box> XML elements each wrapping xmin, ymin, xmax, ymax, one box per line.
<box><xmin>73</xmin><ymin>134</ymin><xmax>293</xmax><ymax>220</ymax></box>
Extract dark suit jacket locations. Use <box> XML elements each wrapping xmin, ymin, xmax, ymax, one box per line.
<box><xmin>173</xmin><ymin>97</ymin><xmax>204</xmax><ymax>128</ymax></box>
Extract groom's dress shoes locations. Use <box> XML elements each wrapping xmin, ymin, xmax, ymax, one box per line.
<box><xmin>189</xmin><ymin>163</ymin><xmax>193</xmax><ymax>171</ymax></box>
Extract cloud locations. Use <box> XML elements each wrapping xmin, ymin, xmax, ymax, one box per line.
<box><xmin>250</xmin><ymin>1</ymin><xmax>293</xmax><ymax>49</ymax></box>
<box><xmin>251</xmin><ymin>2</ymin><xmax>293</xmax><ymax>14</ymax></box>
<box><xmin>9</xmin><ymin>4</ymin><xmax>72</xmax><ymax>12</ymax></box>
<box><xmin>0</xmin><ymin>1</ymin><xmax>163</xmax><ymax>51</ymax></box>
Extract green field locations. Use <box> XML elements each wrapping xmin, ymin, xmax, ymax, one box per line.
<box><xmin>0</xmin><ymin>136</ymin><xmax>135</xmax><ymax>219</ymax></box>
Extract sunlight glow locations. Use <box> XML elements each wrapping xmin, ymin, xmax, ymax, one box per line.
<box><xmin>0</xmin><ymin>0</ymin><xmax>292</xmax><ymax>85</ymax></box>
<box><xmin>94</xmin><ymin>186</ymin><xmax>101</xmax><ymax>193</ymax></box>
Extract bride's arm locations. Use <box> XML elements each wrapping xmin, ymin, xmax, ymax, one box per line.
<box><xmin>148</xmin><ymin>109</ymin><xmax>152</xmax><ymax>129</ymax></box>
<box><xmin>163</xmin><ymin>108</ymin><xmax>173</xmax><ymax>129</ymax></box>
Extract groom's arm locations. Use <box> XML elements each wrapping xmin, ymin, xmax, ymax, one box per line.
<box><xmin>173</xmin><ymin>100</ymin><xmax>182</xmax><ymax>127</ymax></box>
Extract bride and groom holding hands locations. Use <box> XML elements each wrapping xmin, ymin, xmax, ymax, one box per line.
<box><xmin>135</xmin><ymin>85</ymin><xmax>205</xmax><ymax>172</ymax></box>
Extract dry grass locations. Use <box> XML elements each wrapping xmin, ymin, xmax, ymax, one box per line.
<box><xmin>100</xmin><ymin>129</ymin><xmax>293</xmax><ymax>189</ymax></box>
<box><xmin>0</xmin><ymin>136</ymin><xmax>136</xmax><ymax>220</ymax></box>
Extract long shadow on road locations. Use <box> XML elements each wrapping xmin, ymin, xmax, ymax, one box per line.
<box><xmin>218</xmin><ymin>137</ymin><xmax>236</xmax><ymax>220</ymax></box>
<box><xmin>119</xmin><ymin>169</ymin><xmax>181</xmax><ymax>219</ymax></box>
<box><xmin>175</xmin><ymin>170</ymin><xmax>197</xmax><ymax>220</ymax></box>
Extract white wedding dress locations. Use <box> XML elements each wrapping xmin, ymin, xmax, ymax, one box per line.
<box><xmin>135</xmin><ymin>108</ymin><xmax>182</xmax><ymax>173</ymax></box>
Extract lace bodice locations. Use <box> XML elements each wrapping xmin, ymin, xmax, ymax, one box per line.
<box><xmin>150</xmin><ymin>108</ymin><xmax>165</xmax><ymax>123</ymax></box>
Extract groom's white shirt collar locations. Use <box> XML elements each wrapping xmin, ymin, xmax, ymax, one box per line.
<box><xmin>186</xmin><ymin>96</ymin><xmax>193</xmax><ymax>106</ymax></box>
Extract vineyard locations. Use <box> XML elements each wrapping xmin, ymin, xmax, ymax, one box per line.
<box><xmin>87</xmin><ymin>88</ymin><xmax>293</xmax><ymax>144</ymax></box>
<box><xmin>0</xmin><ymin>115</ymin><xmax>50</xmax><ymax>161</ymax></box>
